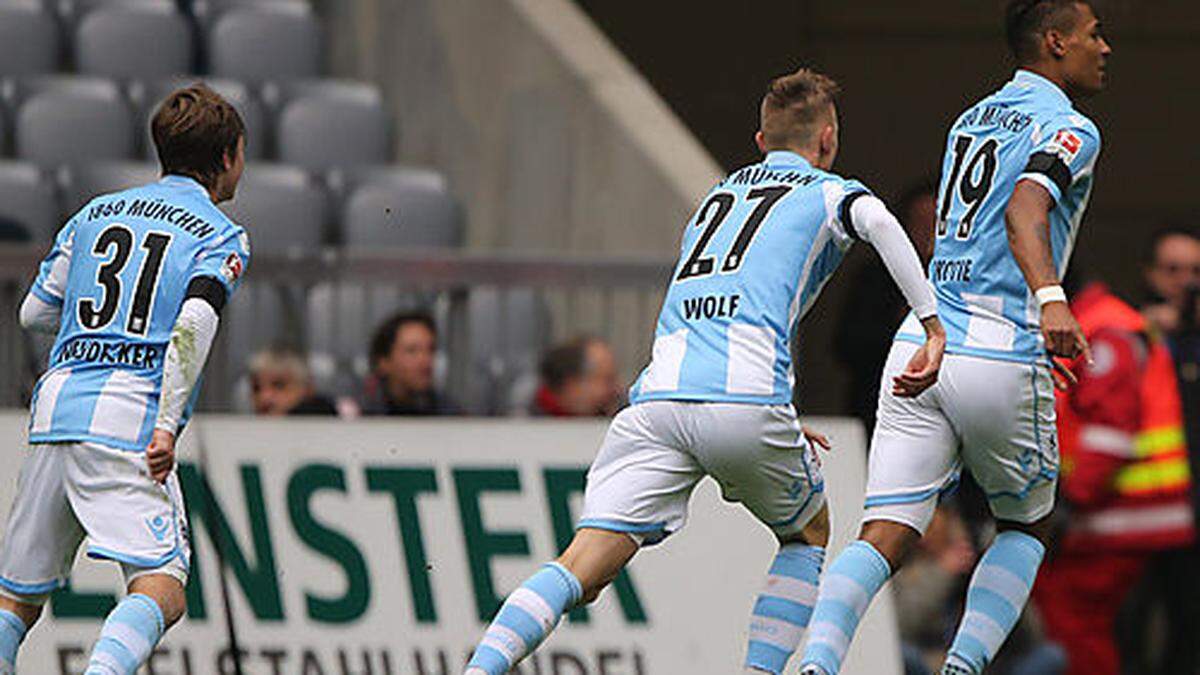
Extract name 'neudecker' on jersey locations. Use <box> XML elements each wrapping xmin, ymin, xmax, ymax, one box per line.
<box><xmin>629</xmin><ymin>150</ymin><xmax>869</xmax><ymax>406</ymax></box>
<box><xmin>26</xmin><ymin>175</ymin><xmax>249</xmax><ymax>451</ymax></box>
<box><xmin>895</xmin><ymin>69</ymin><xmax>1101</xmax><ymax>363</ymax></box>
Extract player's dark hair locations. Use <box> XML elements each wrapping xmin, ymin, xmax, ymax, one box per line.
<box><xmin>151</xmin><ymin>83</ymin><xmax>245</xmax><ymax>190</ymax></box>
<box><xmin>539</xmin><ymin>336</ymin><xmax>598</xmax><ymax>391</ymax></box>
<box><xmin>1145</xmin><ymin>225</ymin><xmax>1200</xmax><ymax>265</ymax></box>
<box><xmin>760</xmin><ymin>68</ymin><xmax>840</xmax><ymax>151</ymax></box>
<box><xmin>370</xmin><ymin>311</ymin><xmax>438</xmax><ymax>366</ymax></box>
<box><xmin>1005</xmin><ymin>0</ymin><xmax>1089</xmax><ymax>63</ymax></box>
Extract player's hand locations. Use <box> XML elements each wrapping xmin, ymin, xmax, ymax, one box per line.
<box><xmin>1041</xmin><ymin>301</ymin><xmax>1092</xmax><ymax>363</ymax></box>
<box><xmin>802</xmin><ymin>426</ymin><xmax>831</xmax><ymax>451</ymax></box>
<box><xmin>1048</xmin><ymin>359</ymin><xmax>1078</xmax><ymax>392</ymax></box>
<box><xmin>146</xmin><ymin>429</ymin><xmax>176</xmax><ymax>484</ymax></box>
<box><xmin>893</xmin><ymin>317</ymin><xmax>945</xmax><ymax>398</ymax></box>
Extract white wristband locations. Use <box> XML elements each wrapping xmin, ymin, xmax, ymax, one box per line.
<box><xmin>1035</xmin><ymin>285</ymin><xmax>1068</xmax><ymax>307</ymax></box>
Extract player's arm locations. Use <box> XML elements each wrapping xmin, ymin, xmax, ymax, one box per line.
<box><xmin>146</xmin><ymin>278</ymin><xmax>225</xmax><ymax>482</ymax></box>
<box><xmin>1006</xmin><ymin>179</ymin><xmax>1090</xmax><ymax>363</ymax></box>
<box><xmin>845</xmin><ymin>194</ymin><xmax>945</xmax><ymax>397</ymax></box>
<box><xmin>18</xmin><ymin>215</ymin><xmax>79</xmax><ymax>334</ymax></box>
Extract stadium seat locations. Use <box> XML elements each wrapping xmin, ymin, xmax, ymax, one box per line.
<box><xmin>191</xmin><ymin>0</ymin><xmax>309</xmax><ymax>22</ymax></box>
<box><xmin>207</xmin><ymin>2</ymin><xmax>321</xmax><ymax>84</ymax></box>
<box><xmin>465</xmin><ymin>288</ymin><xmax>552</xmax><ymax>415</ymax></box>
<box><xmin>0</xmin><ymin>1</ymin><xmax>61</xmax><ymax>77</ymax></box>
<box><xmin>270</xmin><ymin>80</ymin><xmax>390</xmax><ymax>173</ymax></box>
<box><xmin>0</xmin><ymin>160</ymin><xmax>59</xmax><ymax>240</ymax></box>
<box><xmin>59</xmin><ymin>160</ymin><xmax>159</xmax><ymax>216</ymax></box>
<box><xmin>74</xmin><ymin>1</ymin><xmax>195</xmax><ymax>80</ymax></box>
<box><xmin>11</xmin><ymin>76</ymin><xmax>136</xmax><ymax>168</ymax></box>
<box><xmin>132</xmin><ymin>76</ymin><xmax>265</xmax><ymax>160</ymax></box>
<box><xmin>336</xmin><ymin>167</ymin><xmax>463</xmax><ymax>248</ymax></box>
<box><xmin>219</xmin><ymin>163</ymin><xmax>329</xmax><ymax>253</ymax></box>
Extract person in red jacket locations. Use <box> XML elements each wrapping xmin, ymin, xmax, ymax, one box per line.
<box><xmin>1032</xmin><ymin>282</ymin><xmax>1194</xmax><ymax>675</ymax></box>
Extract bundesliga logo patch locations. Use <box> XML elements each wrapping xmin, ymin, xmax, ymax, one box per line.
<box><xmin>1048</xmin><ymin>129</ymin><xmax>1082</xmax><ymax>164</ymax></box>
<box><xmin>221</xmin><ymin>252</ymin><xmax>244</xmax><ymax>284</ymax></box>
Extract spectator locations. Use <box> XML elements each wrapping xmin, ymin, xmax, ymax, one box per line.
<box><xmin>1033</xmin><ymin>280</ymin><xmax>1194</xmax><ymax>675</ymax></box>
<box><xmin>1141</xmin><ymin>226</ymin><xmax>1200</xmax><ymax>335</ymax></box>
<box><xmin>248</xmin><ymin>346</ymin><xmax>338</xmax><ymax>416</ymax></box>
<box><xmin>833</xmin><ymin>179</ymin><xmax>937</xmax><ymax>431</ymax></box>
<box><xmin>360</xmin><ymin>311</ymin><xmax>461</xmax><ymax>415</ymax></box>
<box><xmin>532</xmin><ymin>336</ymin><xmax>622</xmax><ymax>417</ymax></box>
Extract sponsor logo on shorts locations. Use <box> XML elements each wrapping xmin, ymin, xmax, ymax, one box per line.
<box><xmin>146</xmin><ymin>515</ymin><xmax>171</xmax><ymax>542</ymax></box>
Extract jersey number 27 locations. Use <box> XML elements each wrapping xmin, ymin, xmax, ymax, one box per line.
<box><xmin>677</xmin><ymin>186</ymin><xmax>791</xmax><ymax>281</ymax></box>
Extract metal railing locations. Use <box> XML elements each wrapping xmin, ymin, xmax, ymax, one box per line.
<box><xmin>0</xmin><ymin>245</ymin><xmax>673</xmax><ymax>414</ymax></box>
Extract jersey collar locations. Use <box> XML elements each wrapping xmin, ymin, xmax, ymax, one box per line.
<box><xmin>764</xmin><ymin>150</ymin><xmax>812</xmax><ymax>168</ymax></box>
<box><xmin>1011</xmin><ymin>69</ymin><xmax>1072</xmax><ymax>108</ymax></box>
<box><xmin>159</xmin><ymin>174</ymin><xmax>212</xmax><ymax>200</ymax></box>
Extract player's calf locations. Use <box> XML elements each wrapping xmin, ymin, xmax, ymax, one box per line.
<box><xmin>744</xmin><ymin>506</ymin><xmax>830</xmax><ymax>674</ymax></box>
<box><xmin>0</xmin><ymin>596</ymin><xmax>40</xmax><ymax>675</ymax></box>
<box><xmin>463</xmin><ymin>528</ymin><xmax>637</xmax><ymax>675</ymax></box>
<box><xmin>85</xmin><ymin>574</ymin><xmax>185</xmax><ymax>675</ymax></box>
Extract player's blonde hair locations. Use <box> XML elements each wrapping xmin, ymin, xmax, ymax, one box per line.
<box><xmin>759</xmin><ymin>68</ymin><xmax>840</xmax><ymax>151</ymax></box>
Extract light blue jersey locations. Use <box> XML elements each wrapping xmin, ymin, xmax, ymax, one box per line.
<box><xmin>896</xmin><ymin>69</ymin><xmax>1101</xmax><ymax>363</ymax></box>
<box><xmin>27</xmin><ymin>175</ymin><xmax>249</xmax><ymax>451</ymax></box>
<box><xmin>630</xmin><ymin>150</ymin><xmax>869</xmax><ymax>406</ymax></box>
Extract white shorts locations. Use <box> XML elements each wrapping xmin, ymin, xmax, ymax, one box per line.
<box><xmin>579</xmin><ymin>400</ymin><xmax>826</xmax><ymax>545</ymax></box>
<box><xmin>864</xmin><ymin>341</ymin><xmax>1058</xmax><ymax>534</ymax></box>
<box><xmin>0</xmin><ymin>442</ymin><xmax>190</xmax><ymax>604</ymax></box>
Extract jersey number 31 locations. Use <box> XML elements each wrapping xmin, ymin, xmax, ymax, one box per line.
<box><xmin>78</xmin><ymin>224</ymin><xmax>173</xmax><ymax>335</ymax></box>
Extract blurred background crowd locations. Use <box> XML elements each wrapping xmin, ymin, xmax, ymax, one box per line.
<box><xmin>0</xmin><ymin>1</ymin><xmax>1197</xmax><ymax>674</ymax></box>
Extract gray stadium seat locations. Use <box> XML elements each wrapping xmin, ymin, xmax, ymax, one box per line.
<box><xmin>59</xmin><ymin>161</ymin><xmax>159</xmax><ymax>215</ymax></box>
<box><xmin>0</xmin><ymin>160</ymin><xmax>59</xmax><ymax>240</ymax></box>
<box><xmin>219</xmin><ymin>163</ymin><xmax>329</xmax><ymax>254</ymax></box>
<box><xmin>192</xmin><ymin>0</ymin><xmax>308</xmax><ymax>22</ymax></box>
<box><xmin>0</xmin><ymin>1</ymin><xmax>60</xmax><ymax>77</ymax></box>
<box><xmin>75</xmin><ymin>2</ymin><xmax>194</xmax><ymax>80</ymax></box>
<box><xmin>337</xmin><ymin>167</ymin><xmax>463</xmax><ymax>248</ymax></box>
<box><xmin>466</xmin><ymin>288</ymin><xmax>552</xmax><ymax>415</ymax></box>
<box><xmin>133</xmin><ymin>77</ymin><xmax>265</xmax><ymax>160</ymax></box>
<box><xmin>271</xmin><ymin>80</ymin><xmax>390</xmax><ymax>173</ymax></box>
<box><xmin>12</xmin><ymin>77</ymin><xmax>136</xmax><ymax>168</ymax></box>
<box><xmin>207</xmin><ymin>2</ymin><xmax>321</xmax><ymax>84</ymax></box>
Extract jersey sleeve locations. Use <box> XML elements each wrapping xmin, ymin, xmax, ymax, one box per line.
<box><xmin>1019</xmin><ymin>115</ymin><xmax>1101</xmax><ymax>204</ymax></box>
<box><xmin>29</xmin><ymin>213</ymin><xmax>80</xmax><ymax>305</ymax></box>
<box><xmin>823</xmin><ymin>178</ymin><xmax>873</xmax><ymax>249</ymax></box>
<box><xmin>190</xmin><ymin>226</ymin><xmax>250</xmax><ymax>302</ymax></box>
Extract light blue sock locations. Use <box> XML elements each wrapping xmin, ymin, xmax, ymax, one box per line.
<box><xmin>745</xmin><ymin>544</ymin><xmax>824</xmax><ymax>674</ymax></box>
<box><xmin>943</xmin><ymin>531</ymin><xmax>1045</xmax><ymax>674</ymax></box>
<box><xmin>85</xmin><ymin>593</ymin><xmax>165</xmax><ymax>675</ymax></box>
<box><xmin>464</xmin><ymin>562</ymin><xmax>583</xmax><ymax>675</ymax></box>
<box><xmin>0</xmin><ymin>609</ymin><xmax>27</xmax><ymax>674</ymax></box>
<box><xmin>799</xmin><ymin>540</ymin><xmax>892</xmax><ymax>675</ymax></box>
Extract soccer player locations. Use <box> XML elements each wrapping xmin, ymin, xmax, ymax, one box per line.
<box><xmin>0</xmin><ymin>84</ymin><xmax>249</xmax><ymax>674</ymax></box>
<box><xmin>798</xmin><ymin>2</ymin><xmax>1111</xmax><ymax>674</ymax></box>
<box><xmin>463</xmin><ymin>68</ymin><xmax>945</xmax><ymax>675</ymax></box>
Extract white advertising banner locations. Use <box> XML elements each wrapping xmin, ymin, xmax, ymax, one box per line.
<box><xmin>0</xmin><ymin>412</ymin><xmax>900</xmax><ymax>674</ymax></box>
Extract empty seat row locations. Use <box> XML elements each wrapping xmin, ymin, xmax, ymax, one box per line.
<box><xmin>0</xmin><ymin>159</ymin><xmax>463</xmax><ymax>251</ymax></box>
<box><xmin>0</xmin><ymin>0</ymin><xmax>321</xmax><ymax>83</ymax></box>
<box><xmin>0</xmin><ymin>75</ymin><xmax>391</xmax><ymax>172</ymax></box>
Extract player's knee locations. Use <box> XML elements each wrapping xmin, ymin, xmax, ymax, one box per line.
<box><xmin>0</xmin><ymin>594</ymin><xmax>44</xmax><ymax>628</ymax></box>
<box><xmin>996</xmin><ymin>511</ymin><xmax>1056</xmax><ymax>548</ymax></box>
<box><xmin>786</xmin><ymin>505</ymin><xmax>830</xmax><ymax>548</ymax></box>
<box><xmin>859</xmin><ymin>519</ymin><xmax>922</xmax><ymax>571</ymax></box>
<box><xmin>127</xmin><ymin>573</ymin><xmax>187</xmax><ymax>628</ymax></box>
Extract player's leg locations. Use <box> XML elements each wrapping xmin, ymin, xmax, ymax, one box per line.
<box><xmin>0</xmin><ymin>444</ymin><xmax>86</xmax><ymax>673</ymax></box>
<box><xmin>800</xmin><ymin>342</ymin><xmax>960</xmax><ymax>675</ymax></box>
<box><xmin>61</xmin><ymin>443</ymin><xmax>191</xmax><ymax>675</ymax></box>
<box><xmin>941</xmin><ymin>359</ymin><xmax>1058</xmax><ymax>675</ymax></box>
<box><xmin>464</xmin><ymin>402</ymin><xmax>703</xmax><ymax>675</ymax></box>
<box><xmin>687</xmin><ymin>403</ymin><xmax>831</xmax><ymax>675</ymax></box>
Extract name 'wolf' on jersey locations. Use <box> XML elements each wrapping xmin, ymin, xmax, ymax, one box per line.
<box><xmin>26</xmin><ymin>175</ymin><xmax>249</xmax><ymax>451</ymax></box>
<box><xmin>896</xmin><ymin>69</ymin><xmax>1101</xmax><ymax>363</ymax></box>
<box><xmin>629</xmin><ymin>150</ymin><xmax>869</xmax><ymax>407</ymax></box>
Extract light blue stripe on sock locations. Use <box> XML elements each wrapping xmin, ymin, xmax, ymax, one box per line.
<box><xmin>469</xmin><ymin>644</ymin><xmax>510</xmax><ymax>674</ymax></box>
<box><xmin>984</xmin><ymin>532</ymin><xmax>1044</xmax><ymax>583</ymax></box>
<box><xmin>965</xmin><ymin>586</ymin><xmax>1020</xmax><ymax>627</ymax></box>
<box><xmin>494</xmin><ymin>604</ymin><xmax>546</xmax><ymax>649</ymax></box>
<box><xmin>800</xmin><ymin>541</ymin><xmax>891</xmax><ymax>675</ymax></box>
<box><xmin>86</xmin><ymin>593</ymin><xmax>164</xmax><ymax>675</ymax></box>
<box><xmin>527</xmin><ymin>562</ymin><xmax>582</xmax><ymax>607</ymax></box>
<box><xmin>769</xmin><ymin>546</ymin><xmax>824</xmax><ymax>583</ymax></box>
<box><xmin>948</xmin><ymin>634</ymin><xmax>989</xmax><ymax>672</ymax></box>
<box><xmin>813</xmin><ymin>599</ymin><xmax>859</xmax><ymax>637</ymax></box>
<box><xmin>0</xmin><ymin>609</ymin><xmax>25</xmax><ymax>669</ymax></box>
<box><xmin>753</xmin><ymin>596</ymin><xmax>814</xmax><ymax>627</ymax></box>
<box><xmin>747</xmin><ymin>639</ymin><xmax>792</xmax><ymax>674</ymax></box>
